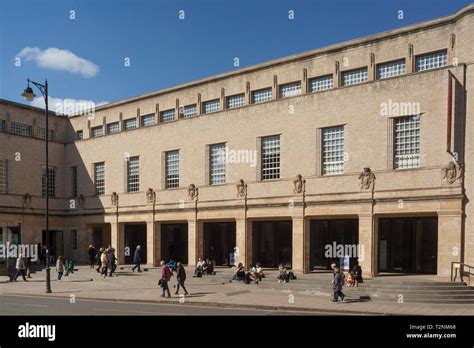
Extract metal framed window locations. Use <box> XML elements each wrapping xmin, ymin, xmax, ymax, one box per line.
<box><xmin>181</xmin><ymin>104</ymin><xmax>197</xmax><ymax>118</ymax></box>
<box><xmin>94</xmin><ymin>162</ymin><xmax>105</xmax><ymax>195</ymax></box>
<box><xmin>71</xmin><ymin>166</ymin><xmax>78</xmax><ymax>197</ymax></box>
<box><xmin>226</xmin><ymin>94</ymin><xmax>245</xmax><ymax>109</ymax></box>
<box><xmin>376</xmin><ymin>59</ymin><xmax>406</xmax><ymax>79</ymax></box>
<box><xmin>160</xmin><ymin>109</ymin><xmax>175</xmax><ymax>123</ymax></box>
<box><xmin>309</xmin><ymin>75</ymin><xmax>334</xmax><ymax>92</ymax></box>
<box><xmin>341</xmin><ymin>68</ymin><xmax>368</xmax><ymax>86</ymax></box>
<box><xmin>37</xmin><ymin>127</ymin><xmax>55</xmax><ymax>141</ymax></box>
<box><xmin>71</xmin><ymin>230</ymin><xmax>77</xmax><ymax>249</ymax></box>
<box><xmin>76</xmin><ymin>130</ymin><xmax>83</xmax><ymax>140</ymax></box>
<box><xmin>123</xmin><ymin>118</ymin><xmax>137</xmax><ymax>130</ymax></box>
<box><xmin>0</xmin><ymin>160</ymin><xmax>7</xmax><ymax>194</ymax></box>
<box><xmin>91</xmin><ymin>126</ymin><xmax>103</xmax><ymax>137</ymax></box>
<box><xmin>261</xmin><ymin>135</ymin><xmax>280</xmax><ymax>180</ymax></box>
<box><xmin>394</xmin><ymin>116</ymin><xmax>420</xmax><ymax>169</ymax></box>
<box><xmin>0</xmin><ymin>120</ymin><xmax>6</xmax><ymax>132</ymax></box>
<box><xmin>42</xmin><ymin>166</ymin><xmax>56</xmax><ymax>198</ymax></box>
<box><xmin>10</xmin><ymin>122</ymin><xmax>32</xmax><ymax>137</ymax></box>
<box><xmin>210</xmin><ymin>143</ymin><xmax>226</xmax><ymax>185</ymax></box>
<box><xmin>107</xmin><ymin>122</ymin><xmax>119</xmax><ymax>134</ymax></box>
<box><xmin>127</xmin><ymin>156</ymin><xmax>140</xmax><ymax>192</ymax></box>
<box><xmin>279</xmin><ymin>81</ymin><xmax>301</xmax><ymax>98</ymax></box>
<box><xmin>203</xmin><ymin>99</ymin><xmax>220</xmax><ymax>114</ymax></box>
<box><xmin>252</xmin><ymin>88</ymin><xmax>272</xmax><ymax>104</ymax></box>
<box><xmin>416</xmin><ymin>50</ymin><xmax>448</xmax><ymax>72</ymax></box>
<box><xmin>165</xmin><ymin>150</ymin><xmax>180</xmax><ymax>189</ymax></box>
<box><xmin>141</xmin><ymin>114</ymin><xmax>156</xmax><ymax>127</ymax></box>
<box><xmin>322</xmin><ymin>126</ymin><xmax>345</xmax><ymax>175</ymax></box>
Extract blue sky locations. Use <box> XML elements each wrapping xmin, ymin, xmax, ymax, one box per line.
<box><xmin>0</xmin><ymin>0</ymin><xmax>472</xmax><ymax>110</ymax></box>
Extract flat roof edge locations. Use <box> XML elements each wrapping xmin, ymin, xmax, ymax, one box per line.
<box><xmin>68</xmin><ymin>3</ymin><xmax>474</xmax><ymax>116</ymax></box>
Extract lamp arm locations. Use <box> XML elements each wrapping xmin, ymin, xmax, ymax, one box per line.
<box><xmin>28</xmin><ymin>79</ymin><xmax>47</xmax><ymax>99</ymax></box>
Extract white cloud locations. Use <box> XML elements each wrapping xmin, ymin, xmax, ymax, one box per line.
<box><xmin>30</xmin><ymin>96</ymin><xmax>108</xmax><ymax>116</ymax></box>
<box><xmin>17</xmin><ymin>47</ymin><xmax>99</xmax><ymax>78</ymax></box>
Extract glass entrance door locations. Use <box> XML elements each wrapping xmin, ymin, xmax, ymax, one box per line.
<box><xmin>124</xmin><ymin>224</ymin><xmax>147</xmax><ymax>264</ymax></box>
<box><xmin>203</xmin><ymin>222</ymin><xmax>236</xmax><ymax>266</ymax></box>
<box><xmin>378</xmin><ymin>217</ymin><xmax>437</xmax><ymax>274</ymax></box>
<box><xmin>252</xmin><ymin>221</ymin><xmax>292</xmax><ymax>268</ymax></box>
<box><xmin>309</xmin><ymin>219</ymin><xmax>359</xmax><ymax>270</ymax></box>
<box><xmin>161</xmin><ymin>223</ymin><xmax>188</xmax><ymax>264</ymax></box>
<box><xmin>42</xmin><ymin>230</ymin><xmax>63</xmax><ymax>263</ymax></box>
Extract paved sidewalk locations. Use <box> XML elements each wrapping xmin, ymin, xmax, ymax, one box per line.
<box><xmin>1</xmin><ymin>266</ymin><xmax>474</xmax><ymax>316</ymax></box>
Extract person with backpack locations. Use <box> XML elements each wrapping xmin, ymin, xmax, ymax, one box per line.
<box><xmin>175</xmin><ymin>262</ymin><xmax>189</xmax><ymax>295</ymax></box>
<box><xmin>332</xmin><ymin>267</ymin><xmax>345</xmax><ymax>302</ymax></box>
<box><xmin>160</xmin><ymin>260</ymin><xmax>172</xmax><ymax>298</ymax></box>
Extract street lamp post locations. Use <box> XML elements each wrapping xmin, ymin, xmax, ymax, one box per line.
<box><xmin>21</xmin><ymin>78</ymin><xmax>52</xmax><ymax>293</ymax></box>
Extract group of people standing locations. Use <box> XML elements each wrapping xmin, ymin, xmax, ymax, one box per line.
<box><xmin>88</xmin><ymin>244</ymin><xmax>117</xmax><ymax>278</ymax></box>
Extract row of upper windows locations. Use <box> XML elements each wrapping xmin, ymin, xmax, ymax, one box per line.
<box><xmin>75</xmin><ymin>50</ymin><xmax>447</xmax><ymax>141</ymax></box>
<box><xmin>0</xmin><ymin>115</ymin><xmax>420</xmax><ymax>197</ymax></box>
<box><xmin>87</xmin><ymin>115</ymin><xmax>419</xmax><ymax>196</ymax></box>
<box><xmin>0</xmin><ymin>119</ymin><xmax>55</xmax><ymax>140</ymax></box>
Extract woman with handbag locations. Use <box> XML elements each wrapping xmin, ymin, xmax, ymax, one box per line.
<box><xmin>160</xmin><ymin>260</ymin><xmax>172</xmax><ymax>298</ymax></box>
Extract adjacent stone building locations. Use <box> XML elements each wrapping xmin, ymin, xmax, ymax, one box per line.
<box><xmin>1</xmin><ymin>4</ymin><xmax>474</xmax><ymax>279</ymax></box>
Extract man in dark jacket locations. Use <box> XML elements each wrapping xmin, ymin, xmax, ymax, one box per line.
<box><xmin>175</xmin><ymin>262</ymin><xmax>189</xmax><ymax>295</ymax></box>
<box><xmin>332</xmin><ymin>267</ymin><xmax>345</xmax><ymax>302</ymax></box>
<box><xmin>96</xmin><ymin>248</ymin><xmax>103</xmax><ymax>273</ymax></box>
<box><xmin>107</xmin><ymin>247</ymin><xmax>117</xmax><ymax>277</ymax></box>
<box><xmin>131</xmin><ymin>245</ymin><xmax>142</xmax><ymax>272</ymax></box>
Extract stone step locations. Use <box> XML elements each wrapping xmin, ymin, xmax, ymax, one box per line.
<box><xmin>262</xmin><ymin>283</ymin><xmax>473</xmax><ymax>290</ymax></box>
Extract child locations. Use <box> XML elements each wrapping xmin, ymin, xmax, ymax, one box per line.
<box><xmin>65</xmin><ymin>260</ymin><xmax>75</xmax><ymax>276</ymax></box>
<box><xmin>347</xmin><ymin>270</ymin><xmax>355</xmax><ymax>287</ymax></box>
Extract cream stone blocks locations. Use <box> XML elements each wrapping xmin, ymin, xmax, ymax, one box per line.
<box><xmin>1</xmin><ymin>4</ymin><xmax>474</xmax><ymax>279</ymax></box>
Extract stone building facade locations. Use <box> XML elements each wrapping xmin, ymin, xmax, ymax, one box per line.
<box><xmin>1</xmin><ymin>4</ymin><xmax>474</xmax><ymax>279</ymax></box>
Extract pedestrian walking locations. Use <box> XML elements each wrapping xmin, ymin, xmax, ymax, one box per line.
<box><xmin>88</xmin><ymin>245</ymin><xmax>96</xmax><ymax>268</ymax></box>
<box><xmin>100</xmin><ymin>250</ymin><xmax>108</xmax><ymax>278</ymax></box>
<box><xmin>96</xmin><ymin>247</ymin><xmax>104</xmax><ymax>273</ymax></box>
<box><xmin>332</xmin><ymin>267</ymin><xmax>345</xmax><ymax>302</ymax></box>
<box><xmin>26</xmin><ymin>256</ymin><xmax>32</xmax><ymax>278</ymax></box>
<box><xmin>56</xmin><ymin>256</ymin><xmax>64</xmax><ymax>281</ymax></box>
<box><xmin>131</xmin><ymin>245</ymin><xmax>142</xmax><ymax>272</ymax></box>
<box><xmin>159</xmin><ymin>260</ymin><xmax>171</xmax><ymax>298</ymax></box>
<box><xmin>175</xmin><ymin>262</ymin><xmax>189</xmax><ymax>295</ymax></box>
<box><xmin>12</xmin><ymin>254</ymin><xmax>28</xmax><ymax>282</ymax></box>
<box><xmin>107</xmin><ymin>247</ymin><xmax>117</xmax><ymax>277</ymax></box>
